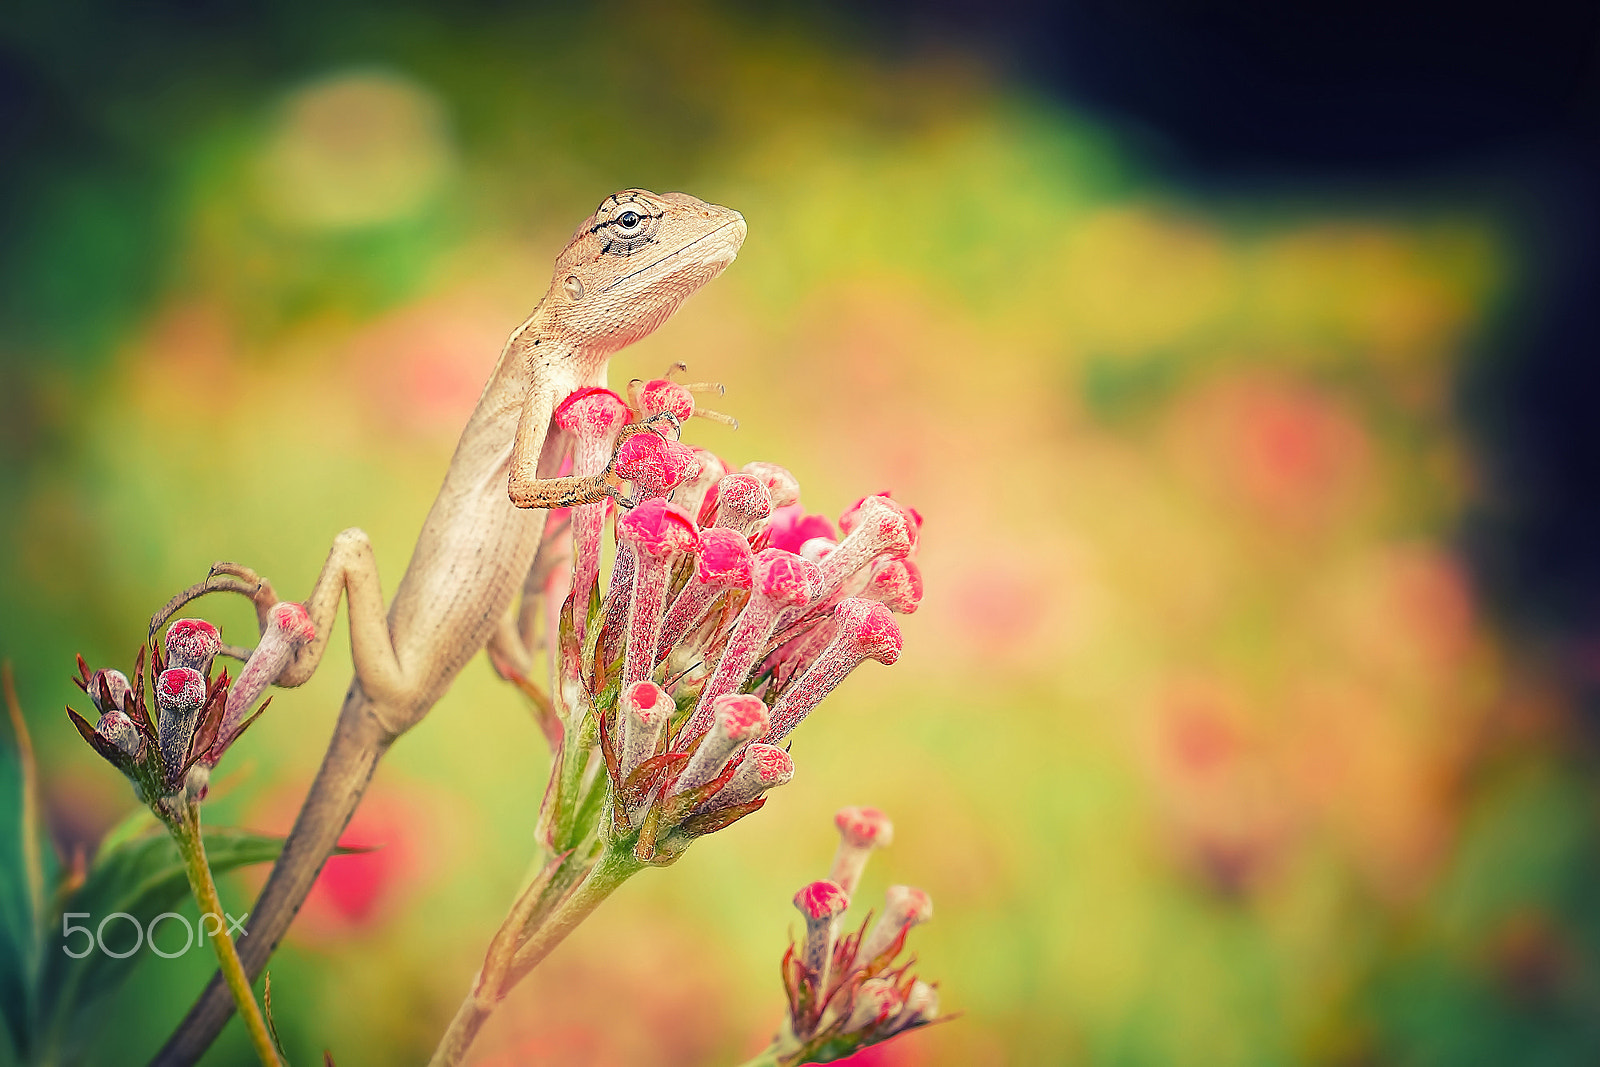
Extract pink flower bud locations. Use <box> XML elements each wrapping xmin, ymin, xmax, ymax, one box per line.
<box><xmin>712</xmin><ymin>473</ymin><xmax>773</xmax><ymax>537</ymax></box>
<box><xmin>811</xmin><ymin>496</ymin><xmax>918</xmax><ymax>607</ymax></box>
<box><xmin>156</xmin><ymin>666</ymin><xmax>207</xmax><ymax>781</ymax></box>
<box><xmin>885</xmin><ymin>980</ymin><xmax>939</xmax><ymax>1035</ymax></box>
<box><xmin>793</xmin><ymin>879</ymin><xmax>850</xmax><ymax>980</ymax></box>
<box><xmin>269</xmin><ymin>601</ymin><xmax>317</xmax><ymax>644</ymax></box>
<box><xmin>858</xmin><ymin>885</ymin><xmax>933</xmax><ymax>964</ymax></box>
<box><xmin>767</xmin><ymin>599</ymin><xmax>902</xmax><ymax>742</ymax></box>
<box><xmin>555</xmin><ymin>388</ymin><xmax>630</xmax><ymax>614</ymax></box>
<box><xmin>741</xmin><ymin>462</ymin><xmax>801</xmax><ymax>509</ymax></box>
<box><xmin>600</xmin><ymin>436</ymin><xmax>702</xmax><ymax>660</ymax></box>
<box><xmin>695</xmin><ymin>529</ymin><xmax>759</xmax><ymax>586</ymax></box>
<box><xmin>555</xmin><ymin>387</ymin><xmax>631</xmax><ymax>444</ymax></box>
<box><xmin>657</xmin><ymin>528</ymin><xmax>755</xmax><ymax>659</ymax></box>
<box><xmin>613</xmin><ymin>432</ymin><xmax>699</xmax><ymax>501</ymax></box>
<box><xmin>616</xmin><ymin>499</ymin><xmax>698</xmax><ymax>687</ymax></box>
<box><xmin>765</xmin><ymin>504</ymin><xmax>837</xmax><ymax>554</ymax></box>
<box><xmin>222</xmin><ymin>602</ymin><xmax>316</xmax><ymax>739</ymax></box>
<box><xmin>697</xmin><ymin>742</ymin><xmax>793</xmax><ymax>812</ymax></box>
<box><xmin>96</xmin><ymin>708</ymin><xmax>142</xmax><ymax>759</ymax></box>
<box><xmin>164</xmin><ymin>619</ymin><xmax>221</xmax><ymax>675</ymax></box>
<box><xmin>845</xmin><ymin>977</ymin><xmax>903</xmax><ymax>1034</ymax></box>
<box><xmin>862</xmin><ymin>558</ymin><xmax>924</xmax><ymax>614</ymax></box>
<box><xmin>674</xmin><ymin>694</ymin><xmax>770</xmax><ymax>794</ymax></box>
<box><xmin>829</xmin><ymin>806</ymin><xmax>894</xmax><ymax>895</ymax></box>
<box><xmin>617</xmin><ymin>497</ymin><xmax>699</xmax><ymax>558</ymax></box>
<box><xmin>634</xmin><ymin>378</ymin><xmax>695</xmax><ymax>421</ymax></box>
<box><xmin>794</xmin><ymin>879</ymin><xmax>850</xmax><ymax>921</ymax></box>
<box><xmin>88</xmin><ymin>668</ymin><xmax>132</xmax><ymax>717</ymax></box>
<box><xmin>684</xmin><ymin>549</ymin><xmax>820</xmax><ymax>738</ymax></box>
<box><xmin>840</xmin><ymin>492</ymin><xmax>922</xmax><ymax>537</ymax></box>
<box><xmin>754</xmin><ymin>551</ymin><xmax>818</xmax><ymax>605</ymax></box>
<box><xmin>620</xmin><ymin>680</ymin><xmax>671</xmax><ymax>780</ymax></box>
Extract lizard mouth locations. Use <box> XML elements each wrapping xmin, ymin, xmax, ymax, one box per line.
<box><xmin>599</xmin><ymin>216</ymin><xmax>746</xmax><ymax>294</ymax></box>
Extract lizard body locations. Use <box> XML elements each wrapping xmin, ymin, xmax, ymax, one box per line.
<box><xmin>151</xmin><ymin>189</ymin><xmax>745</xmax><ymax>1066</ymax></box>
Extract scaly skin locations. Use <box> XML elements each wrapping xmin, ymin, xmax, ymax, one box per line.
<box><xmin>149</xmin><ymin>190</ymin><xmax>746</xmax><ymax>1067</ymax></box>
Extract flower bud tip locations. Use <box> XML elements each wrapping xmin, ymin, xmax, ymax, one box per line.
<box><xmin>617</xmin><ymin>498</ymin><xmax>699</xmax><ymax>557</ymax></box>
<box><xmin>794</xmin><ymin>879</ymin><xmax>850</xmax><ymax>921</ymax></box>
<box><xmin>164</xmin><ymin>619</ymin><xmax>221</xmax><ymax>672</ymax></box>
<box><xmin>835</xmin><ymin>806</ymin><xmax>894</xmax><ymax>849</ymax></box>
<box><xmin>269</xmin><ymin>602</ymin><xmax>317</xmax><ymax>645</ymax></box>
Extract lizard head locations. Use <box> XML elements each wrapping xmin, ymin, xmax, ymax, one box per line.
<box><xmin>544</xmin><ymin>188</ymin><xmax>747</xmax><ymax>355</ymax></box>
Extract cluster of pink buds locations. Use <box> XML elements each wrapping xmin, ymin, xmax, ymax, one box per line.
<box><xmin>68</xmin><ymin>606</ymin><xmax>315</xmax><ymax>810</ymax></box>
<box><xmin>536</xmin><ymin>372</ymin><xmax>924</xmax><ymax>866</ymax></box>
<box><xmin>761</xmin><ymin>807</ymin><xmax>941</xmax><ymax>1064</ymax></box>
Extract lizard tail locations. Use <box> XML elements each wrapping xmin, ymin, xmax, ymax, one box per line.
<box><xmin>149</xmin><ymin>684</ymin><xmax>395</xmax><ymax>1067</ymax></box>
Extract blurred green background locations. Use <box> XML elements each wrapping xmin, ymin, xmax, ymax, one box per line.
<box><xmin>5</xmin><ymin>1</ymin><xmax>1600</xmax><ymax>1064</ymax></box>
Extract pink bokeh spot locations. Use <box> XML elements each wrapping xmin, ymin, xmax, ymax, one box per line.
<box><xmin>250</xmin><ymin>785</ymin><xmax>427</xmax><ymax>939</ymax></box>
<box><xmin>1178</xmin><ymin>375</ymin><xmax>1373</xmax><ymax>531</ymax></box>
<box><xmin>952</xmin><ymin>565</ymin><xmax>1046</xmax><ymax>649</ymax></box>
<box><xmin>346</xmin><ymin>299</ymin><xmax>505</xmax><ymax>435</ymax></box>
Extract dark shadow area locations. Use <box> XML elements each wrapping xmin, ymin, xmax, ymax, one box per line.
<box><xmin>855</xmin><ymin>0</ymin><xmax>1600</xmax><ymax>711</ymax></box>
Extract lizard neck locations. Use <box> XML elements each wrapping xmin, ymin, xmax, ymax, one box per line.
<box><xmin>485</xmin><ymin>295</ymin><xmax>615</xmax><ymax>404</ymax></box>
<box><xmin>475</xmin><ymin>298</ymin><xmax>572</xmax><ymax>420</ymax></box>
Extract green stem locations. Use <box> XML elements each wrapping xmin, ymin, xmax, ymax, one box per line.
<box><xmin>169</xmin><ymin>803</ymin><xmax>280</xmax><ymax>1067</ymax></box>
<box><xmin>427</xmin><ymin>844</ymin><xmax>643</xmax><ymax>1067</ymax></box>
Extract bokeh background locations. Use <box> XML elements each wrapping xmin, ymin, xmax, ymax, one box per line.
<box><xmin>4</xmin><ymin>1</ymin><xmax>1600</xmax><ymax>1064</ymax></box>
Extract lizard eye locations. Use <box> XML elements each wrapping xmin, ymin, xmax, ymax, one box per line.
<box><xmin>596</xmin><ymin>202</ymin><xmax>656</xmax><ymax>254</ymax></box>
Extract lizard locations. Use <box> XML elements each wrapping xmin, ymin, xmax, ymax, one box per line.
<box><xmin>148</xmin><ymin>189</ymin><xmax>747</xmax><ymax>1067</ymax></box>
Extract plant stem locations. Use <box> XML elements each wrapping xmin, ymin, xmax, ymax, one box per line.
<box><xmin>428</xmin><ymin>845</ymin><xmax>644</xmax><ymax>1067</ymax></box>
<box><xmin>170</xmin><ymin>803</ymin><xmax>280</xmax><ymax>1067</ymax></box>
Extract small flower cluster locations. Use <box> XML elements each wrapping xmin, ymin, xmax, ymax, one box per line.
<box><xmin>540</xmin><ymin>376</ymin><xmax>924</xmax><ymax>864</ymax></box>
<box><xmin>767</xmin><ymin>807</ymin><xmax>941</xmax><ymax>1064</ymax></box>
<box><xmin>68</xmin><ymin>605</ymin><xmax>315</xmax><ymax>812</ymax></box>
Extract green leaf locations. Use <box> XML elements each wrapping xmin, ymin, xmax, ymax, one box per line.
<box><xmin>0</xmin><ymin>665</ymin><xmax>56</xmax><ymax>1063</ymax></box>
<box><xmin>34</xmin><ymin>825</ymin><xmax>289</xmax><ymax>1063</ymax></box>
<box><xmin>0</xmin><ymin>726</ymin><xmax>35</xmax><ymax>1060</ymax></box>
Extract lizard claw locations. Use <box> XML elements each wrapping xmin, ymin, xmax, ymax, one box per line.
<box><xmin>642</xmin><ymin>410</ymin><xmax>682</xmax><ymax>441</ymax></box>
<box><xmin>609</xmin><ymin>481</ymin><xmax>642</xmax><ymax>510</ymax></box>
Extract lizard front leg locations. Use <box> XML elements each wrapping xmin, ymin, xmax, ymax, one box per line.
<box><xmin>508</xmin><ymin>371</ymin><xmax>683</xmax><ymax>511</ymax></box>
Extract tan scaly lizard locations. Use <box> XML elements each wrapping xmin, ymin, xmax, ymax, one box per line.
<box><xmin>149</xmin><ymin>189</ymin><xmax>746</xmax><ymax>1066</ymax></box>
